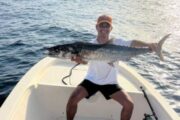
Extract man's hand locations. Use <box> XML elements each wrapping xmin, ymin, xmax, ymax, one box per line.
<box><xmin>71</xmin><ymin>55</ymin><xmax>87</xmax><ymax>64</ymax></box>
<box><xmin>147</xmin><ymin>43</ymin><xmax>158</xmax><ymax>52</ymax></box>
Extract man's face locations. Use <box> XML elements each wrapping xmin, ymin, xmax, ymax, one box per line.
<box><xmin>96</xmin><ymin>22</ymin><xmax>112</xmax><ymax>36</ymax></box>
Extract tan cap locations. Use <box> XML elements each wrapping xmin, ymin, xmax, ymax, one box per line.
<box><xmin>97</xmin><ymin>15</ymin><xmax>112</xmax><ymax>25</ymax></box>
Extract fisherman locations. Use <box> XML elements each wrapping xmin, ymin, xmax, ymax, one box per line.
<box><xmin>66</xmin><ymin>15</ymin><xmax>158</xmax><ymax>120</ymax></box>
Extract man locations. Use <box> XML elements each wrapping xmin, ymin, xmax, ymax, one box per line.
<box><xmin>66</xmin><ymin>15</ymin><xmax>158</xmax><ymax>120</ymax></box>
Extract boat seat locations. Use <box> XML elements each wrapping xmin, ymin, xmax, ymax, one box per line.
<box><xmin>12</xmin><ymin>84</ymin><xmax>150</xmax><ymax>120</ymax></box>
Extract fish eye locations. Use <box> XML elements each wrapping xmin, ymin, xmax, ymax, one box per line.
<box><xmin>55</xmin><ymin>49</ymin><xmax>59</xmax><ymax>52</ymax></box>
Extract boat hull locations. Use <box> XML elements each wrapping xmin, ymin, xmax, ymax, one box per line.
<box><xmin>0</xmin><ymin>57</ymin><xmax>179</xmax><ymax>120</ymax></box>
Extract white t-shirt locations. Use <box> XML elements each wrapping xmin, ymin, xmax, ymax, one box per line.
<box><xmin>85</xmin><ymin>38</ymin><xmax>132</xmax><ymax>85</ymax></box>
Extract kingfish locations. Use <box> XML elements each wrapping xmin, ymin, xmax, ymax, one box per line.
<box><xmin>47</xmin><ymin>34</ymin><xmax>171</xmax><ymax>62</ymax></box>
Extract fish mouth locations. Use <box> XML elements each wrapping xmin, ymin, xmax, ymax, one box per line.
<box><xmin>48</xmin><ymin>52</ymin><xmax>55</xmax><ymax>56</ymax></box>
<box><xmin>48</xmin><ymin>50</ymin><xmax>71</xmax><ymax>59</ymax></box>
<box><xmin>45</xmin><ymin>47</ymin><xmax>59</xmax><ymax>57</ymax></box>
<box><xmin>48</xmin><ymin>52</ymin><xmax>59</xmax><ymax>57</ymax></box>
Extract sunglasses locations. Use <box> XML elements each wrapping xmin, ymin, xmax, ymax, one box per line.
<box><xmin>99</xmin><ymin>22</ymin><xmax>111</xmax><ymax>28</ymax></box>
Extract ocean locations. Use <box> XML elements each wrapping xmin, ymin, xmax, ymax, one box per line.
<box><xmin>0</xmin><ymin>0</ymin><xmax>179</xmax><ymax>115</ymax></box>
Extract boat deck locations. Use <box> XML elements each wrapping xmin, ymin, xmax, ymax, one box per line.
<box><xmin>9</xmin><ymin>58</ymin><xmax>150</xmax><ymax>120</ymax></box>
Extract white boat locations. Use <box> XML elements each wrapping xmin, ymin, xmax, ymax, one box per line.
<box><xmin>0</xmin><ymin>57</ymin><xmax>179</xmax><ymax>120</ymax></box>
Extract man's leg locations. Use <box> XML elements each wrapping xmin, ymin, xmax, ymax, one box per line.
<box><xmin>66</xmin><ymin>86</ymin><xmax>88</xmax><ymax>120</ymax></box>
<box><xmin>110</xmin><ymin>90</ymin><xmax>134</xmax><ymax>120</ymax></box>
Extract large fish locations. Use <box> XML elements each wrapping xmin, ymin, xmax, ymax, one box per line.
<box><xmin>47</xmin><ymin>34</ymin><xmax>170</xmax><ymax>62</ymax></box>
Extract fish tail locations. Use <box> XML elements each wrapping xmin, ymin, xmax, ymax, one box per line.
<box><xmin>156</xmin><ymin>34</ymin><xmax>171</xmax><ymax>61</ymax></box>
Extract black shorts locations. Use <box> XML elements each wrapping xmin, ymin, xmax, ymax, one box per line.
<box><xmin>79</xmin><ymin>79</ymin><xmax>122</xmax><ymax>100</ymax></box>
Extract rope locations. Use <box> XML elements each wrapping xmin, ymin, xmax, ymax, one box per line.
<box><xmin>61</xmin><ymin>63</ymin><xmax>80</xmax><ymax>85</ymax></box>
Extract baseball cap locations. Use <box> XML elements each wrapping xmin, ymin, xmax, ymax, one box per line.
<box><xmin>97</xmin><ymin>15</ymin><xmax>112</xmax><ymax>25</ymax></box>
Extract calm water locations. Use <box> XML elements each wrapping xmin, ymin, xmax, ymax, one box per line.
<box><xmin>0</xmin><ymin>0</ymin><xmax>180</xmax><ymax>115</ymax></box>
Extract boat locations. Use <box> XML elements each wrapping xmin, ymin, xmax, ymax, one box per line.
<box><xmin>0</xmin><ymin>57</ymin><xmax>179</xmax><ymax>120</ymax></box>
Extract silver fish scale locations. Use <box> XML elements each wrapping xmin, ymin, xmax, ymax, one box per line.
<box><xmin>79</xmin><ymin>44</ymin><xmax>150</xmax><ymax>61</ymax></box>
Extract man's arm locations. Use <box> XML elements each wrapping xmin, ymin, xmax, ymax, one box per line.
<box><xmin>131</xmin><ymin>40</ymin><xmax>158</xmax><ymax>51</ymax></box>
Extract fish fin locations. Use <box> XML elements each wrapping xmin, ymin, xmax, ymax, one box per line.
<box><xmin>156</xmin><ymin>34</ymin><xmax>171</xmax><ymax>61</ymax></box>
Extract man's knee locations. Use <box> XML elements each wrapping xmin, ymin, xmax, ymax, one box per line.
<box><xmin>67</xmin><ymin>95</ymin><xmax>79</xmax><ymax>108</ymax></box>
<box><xmin>123</xmin><ymin>99</ymin><xmax>134</xmax><ymax>110</ymax></box>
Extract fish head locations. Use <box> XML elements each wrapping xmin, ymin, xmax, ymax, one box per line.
<box><xmin>47</xmin><ymin>43</ymin><xmax>80</xmax><ymax>59</ymax></box>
